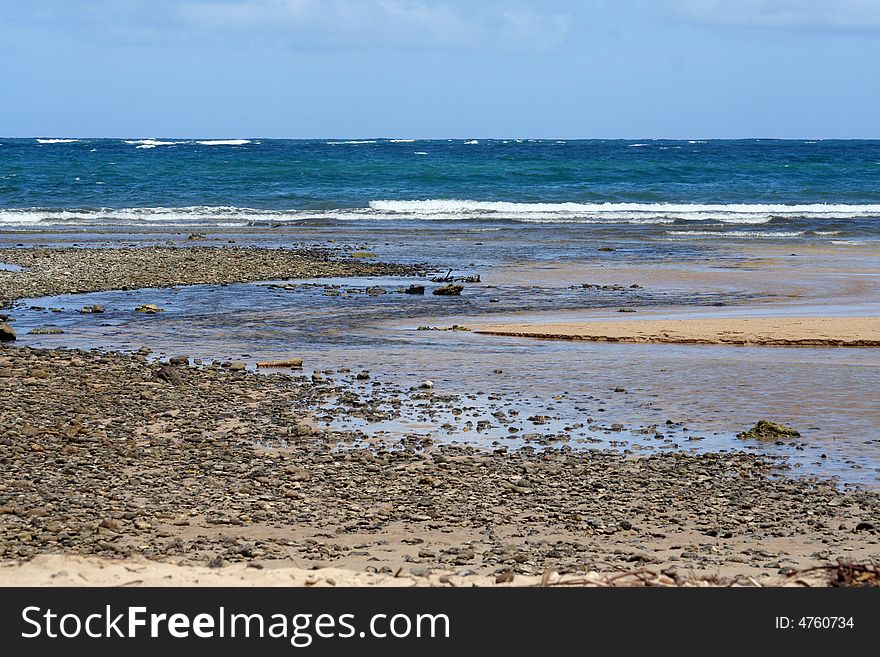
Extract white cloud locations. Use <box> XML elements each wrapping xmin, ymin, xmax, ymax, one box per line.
<box><xmin>0</xmin><ymin>1</ymin><xmax>572</xmax><ymax>51</ymax></box>
<box><xmin>675</xmin><ymin>0</ymin><xmax>880</xmax><ymax>34</ymax></box>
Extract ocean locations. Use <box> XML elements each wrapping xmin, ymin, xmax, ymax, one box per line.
<box><xmin>1</xmin><ymin>138</ymin><xmax>879</xmax><ymax>244</ymax></box>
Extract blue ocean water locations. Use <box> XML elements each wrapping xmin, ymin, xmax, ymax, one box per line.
<box><xmin>1</xmin><ymin>138</ymin><xmax>879</xmax><ymax>242</ymax></box>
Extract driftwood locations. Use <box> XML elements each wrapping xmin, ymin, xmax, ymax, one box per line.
<box><xmin>256</xmin><ymin>359</ymin><xmax>303</xmax><ymax>369</ymax></box>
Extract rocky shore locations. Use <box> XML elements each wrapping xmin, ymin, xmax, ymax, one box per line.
<box><xmin>2</xmin><ymin>346</ymin><xmax>878</xmax><ymax>584</ymax></box>
<box><xmin>0</xmin><ymin>246</ymin><xmax>421</xmax><ymax>308</ymax></box>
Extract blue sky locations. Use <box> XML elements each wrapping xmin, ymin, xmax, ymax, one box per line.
<box><xmin>1</xmin><ymin>0</ymin><xmax>879</xmax><ymax>138</ymax></box>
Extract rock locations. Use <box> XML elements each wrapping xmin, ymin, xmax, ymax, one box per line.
<box><xmin>597</xmin><ymin>247</ymin><xmax>616</xmax><ymax>252</ymax></box>
<box><xmin>432</xmin><ymin>284</ymin><xmax>463</xmax><ymax>296</ymax></box>
<box><xmin>228</xmin><ymin>362</ymin><xmax>247</xmax><ymax>372</ymax></box>
<box><xmin>28</xmin><ymin>327</ymin><xmax>65</xmax><ymax>335</ymax></box>
<box><xmin>155</xmin><ymin>365</ymin><xmax>183</xmax><ymax>386</ymax></box>
<box><xmin>617</xmin><ymin>308</ymin><xmax>637</xmax><ymax>313</ymax></box>
<box><xmin>80</xmin><ymin>304</ymin><xmax>104</xmax><ymax>314</ymax></box>
<box><xmin>420</xmin><ymin>380</ymin><xmax>434</xmax><ymax>389</ymax></box>
<box><xmin>135</xmin><ymin>304</ymin><xmax>164</xmax><ymax>314</ymax></box>
<box><xmin>403</xmin><ymin>285</ymin><xmax>425</xmax><ymax>294</ymax></box>
<box><xmin>0</xmin><ymin>323</ymin><xmax>16</xmax><ymax>341</ymax></box>
<box><xmin>366</xmin><ymin>286</ymin><xmax>387</xmax><ymax>295</ymax></box>
<box><xmin>356</xmin><ymin>370</ymin><xmax>370</xmax><ymax>380</ymax></box>
<box><xmin>855</xmin><ymin>522</ymin><xmax>875</xmax><ymax>531</ymax></box>
<box><xmin>169</xmin><ymin>356</ymin><xmax>190</xmax><ymax>366</ymax></box>
<box><xmin>737</xmin><ymin>420</ymin><xmax>801</xmax><ymax>441</ymax></box>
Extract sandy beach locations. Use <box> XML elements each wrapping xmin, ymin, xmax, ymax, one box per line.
<box><xmin>476</xmin><ymin>316</ymin><xmax>880</xmax><ymax>347</ymax></box>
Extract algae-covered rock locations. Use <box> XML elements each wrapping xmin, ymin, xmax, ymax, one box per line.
<box><xmin>737</xmin><ymin>420</ymin><xmax>800</xmax><ymax>441</ymax></box>
<box><xmin>433</xmin><ymin>284</ymin><xmax>463</xmax><ymax>296</ymax></box>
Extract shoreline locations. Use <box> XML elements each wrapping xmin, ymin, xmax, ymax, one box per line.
<box><xmin>2</xmin><ymin>345</ymin><xmax>878</xmax><ymax>585</ymax></box>
<box><xmin>0</xmin><ymin>246</ymin><xmax>422</xmax><ymax>308</ymax></box>
<box><xmin>476</xmin><ymin>316</ymin><xmax>880</xmax><ymax>347</ymax></box>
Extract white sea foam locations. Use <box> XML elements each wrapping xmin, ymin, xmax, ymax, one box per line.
<box><xmin>367</xmin><ymin>199</ymin><xmax>880</xmax><ymax>224</ymax></box>
<box><xmin>815</xmin><ymin>230</ymin><xmax>841</xmax><ymax>235</ymax></box>
<box><xmin>326</xmin><ymin>140</ymin><xmax>377</xmax><ymax>145</ymax></box>
<box><xmin>464</xmin><ymin>140</ymin><xmax>479</xmax><ymax>145</ymax></box>
<box><xmin>628</xmin><ymin>143</ymin><xmax>649</xmax><ymax>147</ymax></box>
<box><xmin>125</xmin><ymin>139</ymin><xmax>181</xmax><ymax>147</ymax></box>
<box><xmin>414</xmin><ymin>151</ymin><xmax>428</xmax><ymax>155</ymax></box>
<box><xmin>195</xmin><ymin>139</ymin><xmax>251</xmax><ymax>146</ymax></box>
<box><xmin>389</xmin><ymin>139</ymin><xmax>416</xmax><ymax>143</ymax></box>
<box><xmin>36</xmin><ymin>138</ymin><xmax>79</xmax><ymax>144</ymax></box>
<box><xmin>3</xmin><ymin>201</ymin><xmax>878</xmax><ymax>231</ymax></box>
<box><xmin>665</xmin><ymin>230</ymin><xmax>806</xmax><ymax>238</ymax></box>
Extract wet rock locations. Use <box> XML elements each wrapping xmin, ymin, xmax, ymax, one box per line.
<box><xmin>433</xmin><ymin>284</ymin><xmax>463</xmax><ymax>296</ymax></box>
<box><xmin>0</xmin><ymin>323</ymin><xmax>17</xmax><ymax>341</ymax></box>
<box><xmin>135</xmin><ymin>304</ymin><xmax>164</xmax><ymax>314</ymax></box>
<box><xmin>402</xmin><ymin>285</ymin><xmax>425</xmax><ymax>294</ymax></box>
<box><xmin>356</xmin><ymin>370</ymin><xmax>370</xmax><ymax>380</ymax></box>
<box><xmin>168</xmin><ymin>356</ymin><xmax>190</xmax><ymax>366</ymax></box>
<box><xmin>28</xmin><ymin>327</ymin><xmax>64</xmax><ymax>335</ymax></box>
<box><xmin>80</xmin><ymin>304</ymin><xmax>104</xmax><ymax>314</ymax></box>
<box><xmin>737</xmin><ymin>420</ymin><xmax>801</xmax><ymax>441</ymax></box>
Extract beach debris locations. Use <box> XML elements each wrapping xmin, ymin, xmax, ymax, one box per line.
<box><xmin>573</xmin><ymin>283</ymin><xmax>639</xmax><ymax>291</ymax></box>
<box><xmin>80</xmin><ymin>304</ymin><xmax>104</xmax><ymax>314</ymax></box>
<box><xmin>431</xmin><ymin>269</ymin><xmax>480</xmax><ymax>283</ymax></box>
<box><xmin>135</xmin><ymin>304</ymin><xmax>164</xmax><ymax>314</ymax></box>
<box><xmin>28</xmin><ymin>327</ymin><xmax>64</xmax><ymax>335</ymax></box>
<box><xmin>737</xmin><ymin>420</ymin><xmax>801</xmax><ymax>441</ymax></box>
<box><xmin>433</xmin><ymin>284</ymin><xmax>463</xmax><ymax>296</ymax></box>
<box><xmin>417</xmin><ymin>325</ymin><xmax>470</xmax><ymax>331</ymax></box>
<box><xmin>256</xmin><ymin>359</ymin><xmax>303</xmax><ymax>369</ymax></box>
<box><xmin>0</xmin><ymin>322</ymin><xmax>16</xmax><ymax>341</ymax></box>
<box><xmin>401</xmin><ymin>285</ymin><xmax>425</xmax><ymax>294</ymax></box>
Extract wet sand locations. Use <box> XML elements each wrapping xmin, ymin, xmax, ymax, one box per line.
<box><xmin>476</xmin><ymin>316</ymin><xmax>880</xmax><ymax>347</ymax></box>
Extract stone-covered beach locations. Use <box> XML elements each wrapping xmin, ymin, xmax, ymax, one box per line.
<box><xmin>2</xmin><ymin>241</ymin><xmax>879</xmax><ymax>586</ymax></box>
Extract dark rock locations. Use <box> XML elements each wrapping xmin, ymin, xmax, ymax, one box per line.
<box><xmin>737</xmin><ymin>420</ymin><xmax>801</xmax><ymax>441</ymax></box>
<box><xmin>433</xmin><ymin>284</ymin><xmax>463</xmax><ymax>296</ymax></box>
<box><xmin>0</xmin><ymin>322</ymin><xmax>16</xmax><ymax>341</ymax></box>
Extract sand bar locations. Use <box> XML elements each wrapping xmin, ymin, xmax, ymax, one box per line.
<box><xmin>476</xmin><ymin>316</ymin><xmax>880</xmax><ymax>347</ymax></box>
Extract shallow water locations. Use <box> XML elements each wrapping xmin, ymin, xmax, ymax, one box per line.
<box><xmin>10</xmin><ymin>270</ymin><xmax>880</xmax><ymax>486</ymax></box>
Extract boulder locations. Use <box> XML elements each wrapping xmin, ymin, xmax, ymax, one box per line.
<box><xmin>737</xmin><ymin>420</ymin><xmax>800</xmax><ymax>441</ymax></box>
<box><xmin>433</xmin><ymin>284</ymin><xmax>463</xmax><ymax>296</ymax></box>
<box><xmin>0</xmin><ymin>322</ymin><xmax>16</xmax><ymax>341</ymax></box>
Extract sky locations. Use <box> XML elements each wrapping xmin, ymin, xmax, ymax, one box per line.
<box><xmin>1</xmin><ymin>0</ymin><xmax>879</xmax><ymax>138</ymax></box>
